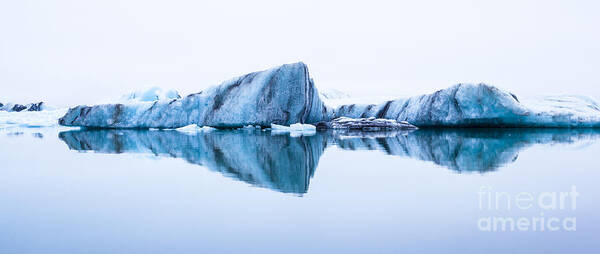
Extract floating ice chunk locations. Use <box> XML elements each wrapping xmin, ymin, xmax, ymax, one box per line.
<box><xmin>270</xmin><ymin>123</ymin><xmax>316</xmax><ymax>136</ymax></box>
<box><xmin>333</xmin><ymin>84</ymin><xmax>600</xmax><ymax>128</ymax></box>
<box><xmin>0</xmin><ymin>102</ymin><xmax>46</xmax><ymax>112</ymax></box>
<box><xmin>271</xmin><ymin>123</ymin><xmax>316</xmax><ymax>131</ymax></box>
<box><xmin>270</xmin><ymin>123</ymin><xmax>288</xmax><ymax>130</ymax></box>
<box><xmin>316</xmin><ymin>117</ymin><xmax>418</xmax><ymax>131</ymax></box>
<box><xmin>175</xmin><ymin>124</ymin><xmax>216</xmax><ymax>134</ymax></box>
<box><xmin>290</xmin><ymin>123</ymin><xmax>317</xmax><ymax>131</ymax></box>
<box><xmin>241</xmin><ymin>125</ymin><xmax>261</xmax><ymax>129</ymax></box>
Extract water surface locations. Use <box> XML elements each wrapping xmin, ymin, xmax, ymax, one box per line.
<box><xmin>1</xmin><ymin>128</ymin><xmax>599</xmax><ymax>253</ymax></box>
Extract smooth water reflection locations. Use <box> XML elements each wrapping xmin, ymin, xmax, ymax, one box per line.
<box><xmin>58</xmin><ymin>128</ymin><xmax>600</xmax><ymax>194</ymax></box>
<box><xmin>59</xmin><ymin>130</ymin><xmax>325</xmax><ymax>194</ymax></box>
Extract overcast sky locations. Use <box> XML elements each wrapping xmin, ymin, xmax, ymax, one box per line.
<box><xmin>1</xmin><ymin>0</ymin><xmax>599</xmax><ymax>106</ymax></box>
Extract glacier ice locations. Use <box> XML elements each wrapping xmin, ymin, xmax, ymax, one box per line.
<box><xmin>60</xmin><ymin>62</ymin><xmax>330</xmax><ymax>129</ymax></box>
<box><xmin>175</xmin><ymin>124</ymin><xmax>216</xmax><ymax>134</ymax></box>
<box><xmin>270</xmin><ymin>123</ymin><xmax>316</xmax><ymax>131</ymax></box>
<box><xmin>270</xmin><ymin>123</ymin><xmax>317</xmax><ymax>137</ymax></box>
<box><xmin>59</xmin><ymin>62</ymin><xmax>600</xmax><ymax>129</ymax></box>
<box><xmin>333</xmin><ymin>84</ymin><xmax>600</xmax><ymax>128</ymax></box>
<box><xmin>316</xmin><ymin>117</ymin><xmax>418</xmax><ymax>131</ymax></box>
<box><xmin>0</xmin><ymin>102</ymin><xmax>45</xmax><ymax>112</ymax></box>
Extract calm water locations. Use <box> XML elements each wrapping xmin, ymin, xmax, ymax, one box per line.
<box><xmin>1</xmin><ymin>128</ymin><xmax>599</xmax><ymax>253</ymax></box>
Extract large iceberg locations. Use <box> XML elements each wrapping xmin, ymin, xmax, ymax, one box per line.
<box><xmin>59</xmin><ymin>62</ymin><xmax>600</xmax><ymax>128</ymax></box>
<box><xmin>59</xmin><ymin>62</ymin><xmax>330</xmax><ymax>129</ymax></box>
<box><xmin>333</xmin><ymin>84</ymin><xmax>600</xmax><ymax>128</ymax></box>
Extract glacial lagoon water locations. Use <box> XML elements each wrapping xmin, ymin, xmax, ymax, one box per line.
<box><xmin>1</xmin><ymin>128</ymin><xmax>599</xmax><ymax>253</ymax></box>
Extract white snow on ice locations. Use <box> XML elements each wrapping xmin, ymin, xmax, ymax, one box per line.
<box><xmin>521</xmin><ymin>95</ymin><xmax>600</xmax><ymax>118</ymax></box>
<box><xmin>270</xmin><ymin>123</ymin><xmax>316</xmax><ymax>137</ymax></box>
<box><xmin>175</xmin><ymin>124</ymin><xmax>217</xmax><ymax>134</ymax></box>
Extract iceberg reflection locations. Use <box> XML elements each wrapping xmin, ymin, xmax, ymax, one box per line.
<box><xmin>59</xmin><ymin>128</ymin><xmax>600</xmax><ymax>193</ymax></box>
<box><xmin>59</xmin><ymin>130</ymin><xmax>326</xmax><ymax>194</ymax></box>
<box><xmin>332</xmin><ymin>128</ymin><xmax>600</xmax><ymax>172</ymax></box>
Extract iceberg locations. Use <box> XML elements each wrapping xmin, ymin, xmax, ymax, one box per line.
<box><xmin>316</xmin><ymin>117</ymin><xmax>418</xmax><ymax>131</ymax></box>
<box><xmin>0</xmin><ymin>102</ymin><xmax>45</xmax><ymax>112</ymax></box>
<box><xmin>60</xmin><ymin>62</ymin><xmax>331</xmax><ymax>129</ymax></box>
<box><xmin>59</xmin><ymin>62</ymin><xmax>600</xmax><ymax>129</ymax></box>
<box><xmin>270</xmin><ymin>123</ymin><xmax>317</xmax><ymax>137</ymax></box>
<box><xmin>333</xmin><ymin>84</ymin><xmax>600</xmax><ymax>128</ymax></box>
<box><xmin>175</xmin><ymin>124</ymin><xmax>216</xmax><ymax>134</ymax></box>
<box><xmin>270</xmin><ymin>123</ymin><xmax>316</xmax><ymax>131</ymax></box>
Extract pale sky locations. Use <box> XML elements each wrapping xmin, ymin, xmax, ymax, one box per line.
<box><xmin>1</xmin><ymin>0</ymin><xmax>599</xmax><ymax>106</ymax></box>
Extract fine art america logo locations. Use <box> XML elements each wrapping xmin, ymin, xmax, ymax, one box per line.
<box><xmin>477</xmin><ymin>186</ymin><xmax>578</xmax><ymax>232</ymax></box>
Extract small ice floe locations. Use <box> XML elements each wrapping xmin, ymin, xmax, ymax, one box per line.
<box><xmin>270</xmin><ymin>123</ymin><xmax>316</xmax><ymax>137</ymax></box>
<box><xmin>238</xmin><ymin>125</ymin><xmax>261</xmax><ymax>130</ymax></box>
<box><xmin>175</xmin><ymin>124</ymin><xmax>217</xmax><ymax>134</ymax></box>
<box><xmin>316</xmin><ymin>117</ymin><xmax>418</xmax><ymax>131</ymax></box>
